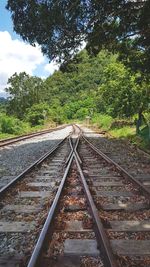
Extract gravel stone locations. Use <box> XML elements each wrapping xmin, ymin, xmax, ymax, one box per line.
<box><xmin>81</xmin><ymin>125</ymin><xmax>150</xmax><ymax>180</ymax></box>
<box><xmin>0</xmin><ymin>126</ymin><xmax>72</xmax><ymax>186</ymax></box>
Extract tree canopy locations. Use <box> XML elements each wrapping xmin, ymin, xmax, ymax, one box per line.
<box><xmin>6</xmin><ymin>72</ymin><xmax>44</xmax><ymax>118</ymax></box>
<box><xmin>6</xmin><ymin>0</ymin><xmax>150</xmax><ymax>70</ymax></box>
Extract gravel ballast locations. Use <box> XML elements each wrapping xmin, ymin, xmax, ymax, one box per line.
<box><xmin>0</xmin><ymin>126</ymin><xmax>72</xmax><ymax>186</ymax></box>
<box><xmin>81</xmin><ymin>125</ymin><xmax>150</xmax><ymax>181</ymax></box>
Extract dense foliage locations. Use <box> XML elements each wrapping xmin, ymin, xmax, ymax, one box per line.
<box><xmin>5</xmin><ymin>50</ymin><xmax>150</xmax><ymax>122</ymax></box>
<box><xmin>0</xmin><ymin>114</ymin><xmax>29</xmax><ymax>135</ymax></box>
<box><xmin>6</xmin><ymin>72</ymin><xmax>44</xmax><ymax>118</ymax></box>
<box><xmin>7</xmin><ymin>0</ymin><xmax>150</xmax><ymax>72</ymax></box>
<box><xmin>0</xmin><ymin>48</ymin><xmax>148</xmax><ymax>150</ymax></box>
<box><xmin>1</xmin><ymin>2</ymin><xmax>149</xmax><ymax>149</ymax></box>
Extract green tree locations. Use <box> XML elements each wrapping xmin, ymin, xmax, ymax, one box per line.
<box><xmin>6</xmin><ymin>72</ymin><xmax>44</xmax><ymax>118</ymax></box>
<box><xmin>96</xmin><ymin>62</ymin><xmax>141</xmax><ymax>118</ymax></box>
<box><xmin>26</xmin><ymin>103</ymin><xmax>50</xmax><ymax>126</ymax></box>
<box><xmin>7</xmin><ymin>0</ymin><xmax>150</xmax><ymax>70</ymax></box>
<box><xmin>4</xmin><ymin>49</ymin><xmax>150</xmax><ymax>126</ymax></box>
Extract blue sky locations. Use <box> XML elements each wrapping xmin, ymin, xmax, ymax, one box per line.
<box><xmin>0</xmin><ymin>1</ymin><xmax>19</xmax><ymax>39</ymax></box>
<box><xmin>0</xmin><ymin>1</ymin><xmax>59</xmax><ymax>97</ymax></box>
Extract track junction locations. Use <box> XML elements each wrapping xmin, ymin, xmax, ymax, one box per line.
<box><xmin>0</xmin><ymin>125</ymin><xmax>149</xmax><ymax>267</ymax></box>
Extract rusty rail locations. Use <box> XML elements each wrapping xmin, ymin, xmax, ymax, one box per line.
<box><xmin>27</xmin><ymin>125</ymin><xmax>118</xmax><ymax>267</ymax></box>
<box><xmin>27</xmin><ymin>135</ymin><xmax>74</xmax><ymax>267</ymax></box>
<box><xmin>74</xmin><ymin>151</ymin><xmax>118</xmax><ymax>267</ymax></box>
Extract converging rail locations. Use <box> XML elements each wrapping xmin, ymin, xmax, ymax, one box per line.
<box><xmin>27</xmin><ymin>125</ymin><xmax>150</xmax><ymax>267</ymax></box>
<box><xmin>79</xmin><ymin>127</ymin><xmax>150</xmax><ymax>267</ymax></box>
<box><xmin>28</xmin><ymin>125</ymin><xmax>111</xmax><ymax>267</ymax></box>
<box><xmin>0</xmin><ymin>125</ymin><xmax>149</xmax><ymax>267</ymax></box>
<box><xmin>0</xmin><ymin>127</ymin><xmax>73</xmax><ymax>266</ymax></box>
<box><xmin>27</xmin><ymin>126</ymin><xmax>116</xmax><ymax>267</ymax></box>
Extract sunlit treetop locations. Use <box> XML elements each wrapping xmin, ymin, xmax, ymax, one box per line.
<box><xmin>7</xmin><ymin>0</ymin><xmax>150</xmax><ymax>66</ymax></box>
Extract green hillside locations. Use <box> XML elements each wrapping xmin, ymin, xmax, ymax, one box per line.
<box><xmin>1</xmin><ymin>49</ymin><xmax>150</xmax><ymax>150</ymax></box>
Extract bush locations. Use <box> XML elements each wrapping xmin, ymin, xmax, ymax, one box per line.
<box><xmin>51</xmin><ymin>107</ymin><xmax>67</xmax><ymax>124</ymax></box>
<box><xmin>92</xmin><ymin>113</ymin><xmax>114</xmax><ymax>131</ymax></box>
<box><xmin>0</xmin><ymin>115</ymin><xmax>29</xmax><ymax>134</ymax></box>
<box><xmin>27</xmin><ymin>111</ymin><xmax>44</xmax><ymax>126</ymax></box>
<box><xmin>75</xmin><ymin>108</ymin><xmax>89</xmax><ymax>119</ymax></box>
<box><xmin>110</xmin><ymin>126</ymin><xmax>136</xmax><ymax>138</ymax></box>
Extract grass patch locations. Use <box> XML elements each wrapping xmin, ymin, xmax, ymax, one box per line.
<box><xmin>110</xmin><ymin>126</ymin><xmax>136</xmax><ymax>139</ymax></box>
<box><xmin>90</xmin><ymin>113</ymin><xmax>150</xmax><ymax>153</ymax></box>
<box><xmin>0</xmin><ymin>133</ymin><xmax>16</xmax><ymax>139</ymax></box>
<box><xmin>108</xmin><ymin>122</ymin><xmax>149</xmax><ymax>152</ymax></box>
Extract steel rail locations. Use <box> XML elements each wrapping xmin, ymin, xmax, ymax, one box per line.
<box><xmin>27</xmin><ymin>139</ymin><xmax>74</xmax><ymax>267</ymax></box>
<box><xmin>73</xmin><ymin>124</ymin><xmax>82</xmax><ymax>164</ymax></box>
<box><xmin>74</xmin><ymin>150</ymin><xmax>118</xmax><ymax>267</ymax></box>
<box><xmin>65</xmin><ymin>125</ymin><xmax>82</xmax><ymax>165</ymax></box>
<box><xmin>0</xmin><ymin>125</ymin><xmax>67</xmax><ymax>148</ymax></box>
<box><xmin>75</xmin><ymin>155</ymin><xmax>117</xmax><ymax>267</ymax></box>
<box><xmin>82</xmin><ymin>134</ymin><xmax>150</xmax><ymax>199</ymax></box>
<box><xmin>27</xmin><ymin>129</ymin><xmax>117</xmax><ymax>267</ymax></box>
<box><xmin>74</xmin><ymin>130</ymin><xmax>82</xmax><ymax>164</ymax></box>
<box><xmin>0</xmin><ymin>135</ymin><xmax>70</xmax><ymax>198</ymax></box>
<box><xmin>65</xmin><ymin>136</ymin><xmax>74</xmax><ymax>165</ymax></box>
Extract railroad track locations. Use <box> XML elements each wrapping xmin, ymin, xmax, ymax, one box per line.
<box><xmin>0</xmin><ymin>125</ymin><xmax>66</xmax><ymax>148</ymax></box>
<box><xmin>0</xmin><ymin>128</ymin><xmax>72</xmax><ymax>266</ymax></box>
<box><xmin>83</xmin><ymin>128</ymin><xmax>150</xmax><ymax>192</ymax></box>
<box><xmin>0</xmin><ymin>125</ymin><xmax>149</xmax><ymax>267</ymax></box>
<box><xmin>0</xmin><ymin>125</ymin><xmax>71</xmax><ymax>192</ymax></box>
<box><xmin>27</xmin><ymin>125</ymin><xmax>106</xmax><ymax>267</ymax></box>
<box><xmin>78</xmin><ymin>134</ymin><xmax>150</xmax><ymax>267</ymax></box>
<box><xmin>27</xmin><ymin>125</ymin><xmax>149</xmax><ymax>267</ymax></box>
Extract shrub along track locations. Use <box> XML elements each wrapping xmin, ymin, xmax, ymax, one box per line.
<box><xmin>27</xmin><ymin>125</ymin><xmax>149</xmax><ymax>267</ymax></box>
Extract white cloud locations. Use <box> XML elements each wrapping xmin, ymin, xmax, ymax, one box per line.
<box><xmin>0</xmin><ymin>31</ymin><xmax>86</xmax><ymax>97</ymax></box>
<box><xmin>0</xmin><ymin>31</ymin><xmax>45</xmax><ymax>97</ymax></box>
<box><xmin>44</xmin><ymin>60</ymin><xmax>59</xmax><ymax>75</ymax></box>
